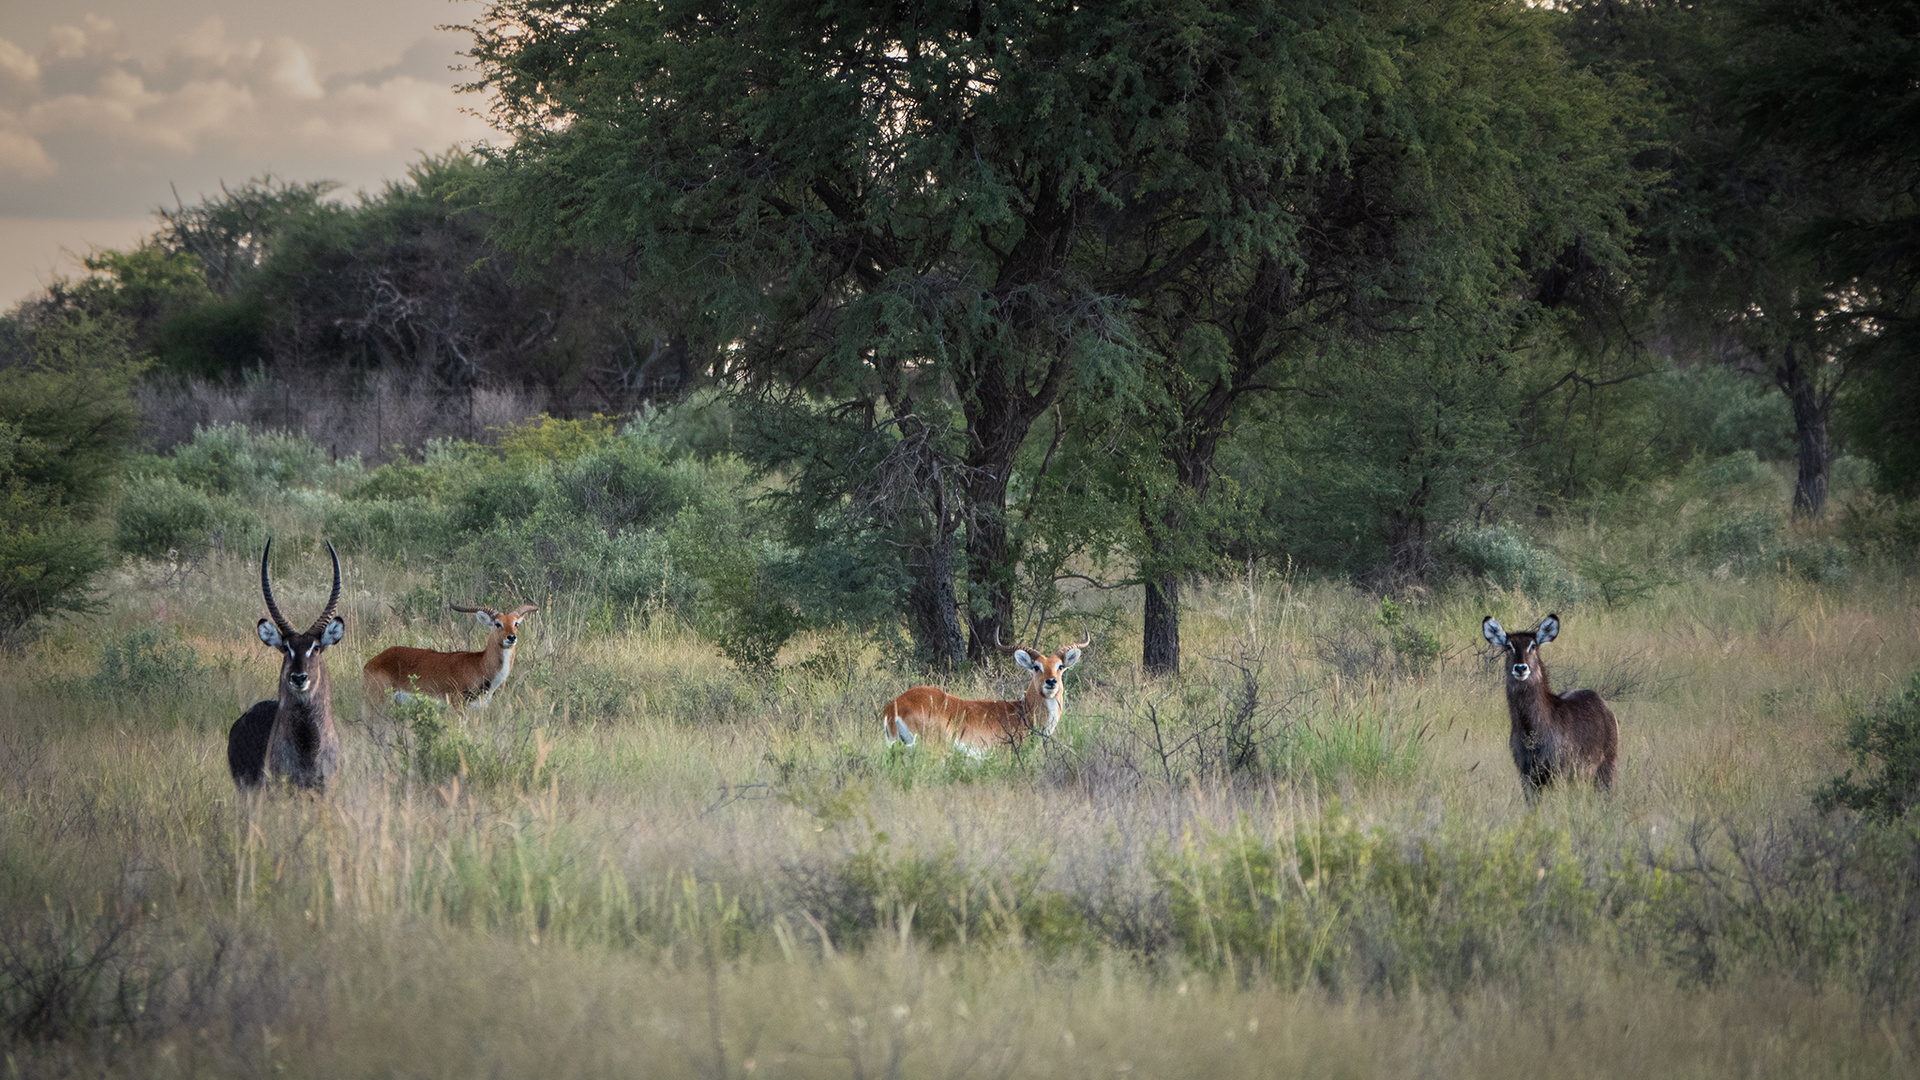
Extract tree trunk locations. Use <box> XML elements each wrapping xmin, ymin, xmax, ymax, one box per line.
<box><xmin>906</xmin><ymin>527</ymin><xmax>967</xmax><ymax>671</ymax></box>
<box><xmin>1142</xmin><ymin>572</ymin><xmax>1180</xmax><ymax>677</ymax></box>
<box><xmin>961</xmin><ymin>463</ymin><xmax>1016</xmax><ymax>664</ymax></box>
<box><xmin>1774</xmin><ymin>342</ymin><xmax>1832</xmax><ymax>518</ymax></box>
<box><xmin>955</xmin><ymin>347</ymin><xmax>1069</xmax><ymax>663</ymax></box>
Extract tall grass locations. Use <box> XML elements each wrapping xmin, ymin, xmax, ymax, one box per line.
<box><xmin>3</xmin><ymin>501</ymin><xmax>1919</xmax><ymax>1074</ymax></box>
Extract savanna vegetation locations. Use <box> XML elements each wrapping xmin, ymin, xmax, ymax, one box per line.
<box><xmin>2</xmin><ymin>0</ymin><xmax>1918</xmax><ymax>1076</ymax></box>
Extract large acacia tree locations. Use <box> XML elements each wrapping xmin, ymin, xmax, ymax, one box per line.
<box><xmin>460</xmin><ymin>0</ymin><xmax>1400</xmax><ymax>662</ymax></box>
<box><xmin>1108</xmin><ymin>0</ymin><xmax>1648</xmax><ymax>674</ymax></box>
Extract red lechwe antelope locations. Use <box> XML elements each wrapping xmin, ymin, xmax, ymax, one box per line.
<box><xmin>1481</xmin><ymin>613</ymin><xmax>1619</xmax><ymax>798</ymax></box>
<box><xmin>227</xmin><ymin>540</ymin><xmax>345</xmax><ymax>791</ymax></box>
<box><xmin>362</xmin><ymin>603</ymin><xmax>538</xmax><ymax>707</ymax></box>
<box><xmin>882</xmin><ymin>631</ymin><xmax>1090</xmax><ymax>755</ymax></box>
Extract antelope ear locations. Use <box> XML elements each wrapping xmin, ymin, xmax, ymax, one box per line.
<box><xmin>1014</xmin><ymin>649</ymin><xmax>1039</xmax><ymax>672</ymax></box>
<box><xmin>320</xmin><ymin>617</ymin><xmax>345</xmax><ymax>647</ymax></box>
<box><xmin>474</xmin><ymin>609</ymin><xmax>496</xmax><ymax>627</ymax></box>
<box><xmin>1060</xmin><ymin>646</ymin><xmax>1082</xmax><ymax>669</ymax></box>
<box><xmin>1482</xmin><ymin>617</ymin><xmax>1507</xmax><ymax>647</ymax></box>
<box><xmin>258</xmin><ymin>619</ymin><xmax>285</xmax><ymax>649</ymax></box>
<box><xmin>1536</xmin><ymin>614</ymin><xmax>1560</xmax><ymax>645</ymax></box>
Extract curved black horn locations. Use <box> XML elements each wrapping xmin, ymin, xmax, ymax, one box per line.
<box><xmin>261</xmin><ymin>539</ymin><xmax>293</xmax><ymax>636</ymax></box>
<box><xmin>309</xmin><ymin>541</ymin><xmax>342</xmax><ymax>636</ymax></box>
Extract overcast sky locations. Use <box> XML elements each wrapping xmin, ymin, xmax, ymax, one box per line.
<box><xmin>1</xmin><ymin>0</ymin><xmax>494</xmax><ymax>307</ymax></box>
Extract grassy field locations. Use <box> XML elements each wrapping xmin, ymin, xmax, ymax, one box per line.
<box><xmin>3</xmin><ymin>514</ymin><xmax>1918</xmax><ymax>1076</ymax></box>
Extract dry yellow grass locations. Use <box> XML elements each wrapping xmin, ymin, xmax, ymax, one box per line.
<box><xmin>2</xmin><ymin>547</ymin><xmax>1916</xmax><ymax>1077</ymax></box>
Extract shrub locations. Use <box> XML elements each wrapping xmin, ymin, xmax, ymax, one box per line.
<box><xmin>1682</xmin><ymin>507</ymin><xmax>1782</xmax><ymax>574</ymax></box>
<box><xmin>1657</xmin><ymin>816</ymin><xmax>1920</xmax><ymax>1003</ymax></box>
<box><xmin>163</xmin><ymin>423</ymin><xmax>339</xmax><ymax>498</ymax></box>
<box><xmin>112</xmin><ymin>475</ymin><xmax>262</xmax><ymax>558</ymax></box>
<box><xmin>1440</xmin><ymin>524</ymin><xmax>1586</xmax><ymax>599</ymax></box>
<box><xmin>1691</xmin><ymin>449</ymin><xmax>1778</xmax><ymax>496</ymax></box>
<box><xmin>323</xmin><ymin>496</ymin><xmax>454</xmax><ymax>561</ymax></box>
<box><xmin>0</xmin><ymin>515</ymin><xmax>106</xmax><ymax>647</ymax></box>
<box><xmin>1774</xmin><ymin>539</ymin><xmax>1849</xmax><ymax>583</ymax></box>
<box><xmin>1815</xmin><ymin>672</ymin><xmax>1920</xmax><ymax>823</ymax></box>
<box><xmin>1835</xmin><ymin>494</ymin><xmax>1920</xmax><ymax>565</ymax></box>
<box><xmin>88</xmin><ymin>623</ymin><xmax>205</xmax><ymax>697</ymax></box>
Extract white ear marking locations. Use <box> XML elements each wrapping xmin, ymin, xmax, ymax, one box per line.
<box><xmin>258</xmin><ymin>619</ymin><xmax>284</xmax><ymax>648</ymax></box>
<box><xmin>1537</xmin><ymin>614</ymin><xmax>1560</xmax><ymax>644</ymax></box>
<box><xmin>320</xmin><ymin>617</ymin><xmax>345</xmax><ymax>647</ymax></box>
<box><xmin>1015</xmin><ymin>649</ymin><xmax>1039</xmax><ymax>671</ymax></box>
<box><xmin>1482</xmin><ymin>617</ymin><xmax>1507</xmax><ymax>646</ymax></box>
<box><xmin>1061</xmin><ymin>647</ymin><xmax>1082</xmax><ymax>668</ymax></box>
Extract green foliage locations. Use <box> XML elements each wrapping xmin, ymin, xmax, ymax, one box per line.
<box><xmin>88</xmin><ymin>624</ymin><xmax>206</xmax><ymax>697</ymax></box>
<box><xmin>1836</xmin><ymin>494</ymin><xmax>1920</xmax><ymax>566</ymax></box>
<box><xmin>161</xmin><ymin>423</ymin><xmax>344</xmax><ymax>498</ymax></box>
<box><xmin>0</xmin><ymin>514</ymin><xmax>107</xmax><ymax>647</ymax></box>
<box><xmin>0</xmin><ymin>306</ymin><xmax>144</xmax><ymax>642</ymax></box>
<box><xmin>75</xmin><ymin>243</ymin><xmax>216</xmax><ymax>350</ymax></box>
<box><xmin>1816</xmin><ymin>672</ymin><xmax>1920</xmax><ymax>823</ymax></box>
<box><xmin>151</xmin><ymin>296</ymin><xmax>269</xmax><ymax>378</ymax></box>
<box><xmin>1441</xmin><ymin>525</ymin><xmax>1586</xmax><ymax>600</ymax></box>
<box><xmin>387</xmin><ymin>691</ymin><xmax>552</xmax><ymax>791</ymax></box>
<box><xmin>1376</xmin><ymin>598</ymin><xmax>1443</xmax><ymax>675</ymax></box>
<box><xmin>321</xmin><ymin>497</ymin><xmax>453</xmax><ymax>562</ymax></box>
<box><xmin>0</xmin><ymin>306</ymin><xmax>145</xmax><ymax>514</ymax></box>
<box><xmin>112</xmin><ymin>476</ymin><xmax>263</xmax><ymax>559</ymax></box>
<box><xmin>490</xmin><ymin>413</ymin><xmax>619</xmax><ymax>465</ymax></box>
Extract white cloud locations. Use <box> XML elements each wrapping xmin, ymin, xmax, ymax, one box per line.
<box><xmin>0</xmin><ymin>37</ymin><xmax>40</xmax><ymax>95</ymax></box>
<box><xmin>0</xmin><ymin>120</ymin><xmax>54</xmax><ymax>178</ymax></box>
<box><xmin>4</xmin><ymin>15</ymin><xmax>489</xmax><ymax>180</ymax></box>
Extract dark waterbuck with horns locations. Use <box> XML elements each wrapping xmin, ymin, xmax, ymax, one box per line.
<box><xmin>1481</xmin><ymin>613</ymin><xmax>1619</xmax><ymax>798</ymax></box>
<box><xmin>227</xmin><ymin>540</ymin><xmax>345</xmax><ymax>791</ymax></box>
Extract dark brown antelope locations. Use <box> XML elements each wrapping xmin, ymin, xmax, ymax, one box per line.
<box><xmin>227</xmin><ymin>540</ymin><xmax>345</xmax><ymax>792</ymax></box>
<box><xmin>1481</xmin><ymin>613</ymin><xmax>1618</xmax><ymax>798</ymax></box>
<box><xmin>882</xmin><ymin>630</ymin><xmax>1090</xmax><ymax>756</ymax></box>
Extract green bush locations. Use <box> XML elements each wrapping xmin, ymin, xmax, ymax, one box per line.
<box><xmin>323</xmin><ymin>496</ymin><xmax>454</xmax><ymax>561</ymax></box>
<box><xmin>0</xmin><ymin>514</ymin><xmax>106</xmax><ymax>646</ymax></box>
<box><xmin>1690</xmin><ymin>449</ymin><xmax>1778</xmax><ymax>496</ymax></box>
<box><xmin>163</xmin><ymin>423</ymin><xmax>340</xmax><ymax>498</ymax></box>
<box><xmin>88</xmin><ymin>623</ymin><xmax>205</xmax><ymax>697</ymax></box>
<box><xmin>1440</xmin><ymin>524</ymin><xmax>1586</xmax><ymax>599</ymax></box>
<box><xmin>1836</xmin><ymin>494</ymin><xmax>1920</xmax><ymax>565</ymax></box>
<box><xmin>1774</xmin><ymin>539</ymin><xmax>1849</xmax><ymax>583</ymax></box>
<box><xmin>112</xmin><ymin>475</ymin><xmax>262</xmax><ymax>558</ymax></box>
<box><xmin>1682</xmin><ymin>507</ymin><xmax>1782</xmax><ymax>573</ymax></box>
<box><xmin>1816</xmin><ymin>672</ymin><xmax>1920</xmax><ymax>823</ymax></box>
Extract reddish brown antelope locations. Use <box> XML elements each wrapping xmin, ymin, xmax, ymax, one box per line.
<box><xmin>1481</xmin><ymin>613</ymin><xmax>1618</xmax><ymax>798</ymax></box>
<box><xmin>362</xmin><ymin>603</ymin><xmax>538</xmax><ymax>707</ymax></box>
<box><xmin>227</xmin><ymin>540</ymin><xmax>344</xmax><ymax>792</ymax></box>
<box><xmin>882</xmin><ymin>630</ymin><xmax>1090</xmax><ymax>756</ymax></box>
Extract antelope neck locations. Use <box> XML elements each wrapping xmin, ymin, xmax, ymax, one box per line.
<box><xmin>1506</xmin><ymin>667</ymin><xmax>1554</xmax><ymax>728</ymax></box>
